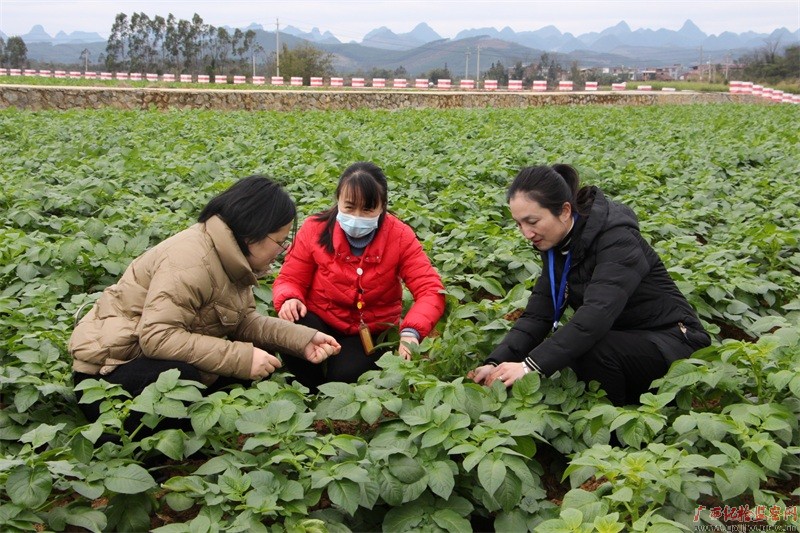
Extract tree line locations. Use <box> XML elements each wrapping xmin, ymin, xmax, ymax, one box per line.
<box><xmin>104</xmin><ymin>12</ymin><xmax>259</xmax><ymax>75</ymax></box>
<box><xmin>0</xmin><ymin>36</ymin><xmax>29</xmax><ymax>69</ymax></box>
<box><xmin>741</xmin><ymin>43</ymin><xmax>799</xmax><ymax>84</ymax></box>
<box><xmin>2</xmin><ymin>18</ymin><xmax>798</xmax><ymax>87</ymax></box>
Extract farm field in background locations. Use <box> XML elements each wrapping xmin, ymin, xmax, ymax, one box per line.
<box><xmin>1</xmin><ymin>104</ymin><xmax>799</xmax><ymax>532</ymax></box>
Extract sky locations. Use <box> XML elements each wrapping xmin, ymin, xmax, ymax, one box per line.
<box><xmin>1</xmin><ymin>0</ymin><xmax>798</xmax><ymax>40</ymax></box>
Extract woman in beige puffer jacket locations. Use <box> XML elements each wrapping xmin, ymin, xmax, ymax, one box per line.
<box><xmin>70</xmin><ymin>176</ymin><xmax>340</xmax><ymax>433</ymax></box>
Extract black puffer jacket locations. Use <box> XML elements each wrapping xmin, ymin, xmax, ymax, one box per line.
<box><xmin>488</xmin><ymin>187</ymin><xmax>710</xmax><ymax>375</ymax></box>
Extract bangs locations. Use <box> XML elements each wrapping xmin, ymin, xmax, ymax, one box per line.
<box><xmin>338</xmin><ymin>173</ymin><xmax>385</xmax><ymax>210</ymax></box>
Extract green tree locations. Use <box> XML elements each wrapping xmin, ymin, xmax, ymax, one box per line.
<box><xmin>484</xmin><ymin>61</ymin><xmax>508</xmax><ymax>85</ymax></box>
<box><xmin>275</xmin><ymin>43</ymin><xmax>334</xmax><ymax>83</ymax></box>
<box><xmin>741</xmin><ymin>43</ymin><xmax>800</xmax><ymax>84</ymax></box>
<box><xmin>5</xmin><ymin>36</ymin><xmax>28</xmax><ymax>69</ymax></box>
<box><xmin>369</xmin><ymin>67</ymin><xmax>394</xmax><ymax>79</ymax></box>
<box><xmin>569</xmin><ymin>60</ymin><xmax>585</xmax><ymax>90</ymax></box>
<box><xmin>105</xmin><ymin>13</ymin><xmax>130</xmax><ymax>71</ymax></box>
<box><xmin>510</xmin><ymin>61</ymin><xmax>524</xmax><ymax>81</ymax></box>
<box><xmin>427</xmin><ymin>64</ymin><xmax>451</xmax><ymax>83</ymax></box>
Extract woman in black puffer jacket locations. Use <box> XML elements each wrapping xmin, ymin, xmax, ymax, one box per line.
<box><xmin>468</xmin><ymin>164</ymin><xmax>711</xmax><ymax>406</ymax></box>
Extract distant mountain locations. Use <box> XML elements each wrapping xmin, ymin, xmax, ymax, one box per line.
<box><xmin>53</xmin><ymin>30</ymin><xmax>106</xmax><ymax>44</ymax></box>
<box><xmin>282</xmin><ymin>25</ymin><xmax>341</xmax><ymax>44</ymax></box>
<box><xmin>362</xmin><ymin>23</ymin><xmax>442</xmax><ymax>50</ymax></box>
<box><xmin>13</xmin><ymin>24</ymin><xmax>104</xmax><ymax>44</ymax></box>
<box><xmin>13</xmin><ymin>19</ymin><xmax>800</xmax><ymax>73</ymax></box>
<box><xmin>22</xmin><ymin>24</ymin><xmax>54</xmax><ymax>43</ymax></box>
<box><xmin>456</xmin><ymin>19</ymin><xmax>799</xmax><ymax>54</ymax></box>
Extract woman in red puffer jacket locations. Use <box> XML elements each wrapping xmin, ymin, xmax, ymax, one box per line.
<box><xmin>273</xmin><ymin>162</ymin><xmax>445</xmax><ymax>390</ymax></box>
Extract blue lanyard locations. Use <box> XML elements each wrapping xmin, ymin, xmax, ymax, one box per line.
<box><xmin>548</xmin><ymin>249</ymin><xmax>572</xmax><ymax>331</ymax></box>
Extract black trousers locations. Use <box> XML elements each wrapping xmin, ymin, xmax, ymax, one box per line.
<box><xmin>571</xmin><ymin>330</ymin><xmax>672</xmax><ymax>406</ymax></box>
<box><xmin>73</xmin><ymin>357</ymin><xmax>249</xmax><ymax>437</ymax></box>
<box><xmin>283</xmin><ymin>311</ymin><xmax>380</xmax><ymax>393</ymax></box>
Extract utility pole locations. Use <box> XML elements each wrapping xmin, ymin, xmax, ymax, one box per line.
<box><xmin>465</xmin><ymin>50</ymin><xmax>470</xmax><ymax>79</ymax></box>
<box><xmin>476</xmin><ymin>47</ymin><xmax>481</xmax><ymax>79</ymax></box>
<box><xmin>276</xmin><ymin>18</ymin><xmax>280</xmax><ymax>77</ymax></box>
<box><xmin>698</xmin><ymin>46</ymin><xmax>703</xmax><ymax>81</ymax></box>
<box><xmin>725</xmin><ymin>52</ymin><xmax>731</xmax><ymax>81</ymax></box>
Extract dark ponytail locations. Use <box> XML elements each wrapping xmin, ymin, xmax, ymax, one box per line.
<box><xmin>507</xmin><ymin>164</ymin><xmax>591</xmax><ymax>216</ymax></box>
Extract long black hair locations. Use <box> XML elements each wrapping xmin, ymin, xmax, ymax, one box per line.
<box><xmin>315</xmin><ymin>162</ymin><xmax>389</xmax><ymax>253</ymax></box>
<box><xmin>506</xmin><ymin>164</ymin><xmax>592</xmax><ymax>217</ymax></box>
<box><xmin>198</xmin><ymin>175</ymin><xmax>296</xmax><ymax>256</ymax></box>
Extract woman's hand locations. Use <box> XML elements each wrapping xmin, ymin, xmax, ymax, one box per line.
<box><xmin>303</xmin><ymin>331</ymin><xmax>341</xmax><ymax>363</ymax></box>
<box><xmin>467</xmin><ymin>364</ymin><xmax>495</xmax><ymax>385</ymax></box>
<box><xmin>250</xmin><ymin>347</ymin><xmax>283</xmax><ymax>380</ymax></box>
<box><xmin>278</xmin><ymin>299</ymin><xmax>307</xmax><ymax>322</ymax></box>
<box><xmin>486</xmin><ymin>362</ymin><xmax>527</xmax><ymax>387</ymax></box>
<box><xmin>398</xmin><ymin>335</ymin><xmax>419</xmax><ymax>360</ymax></box>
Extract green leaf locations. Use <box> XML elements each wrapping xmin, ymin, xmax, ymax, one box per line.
<box><xmin>6</xmin><ymin>464</ymin><xmax>52</xmax><ymax>507</ymax></box>
<box><xmin>360</xmin><ymin>399</ymin><xmax>382</xmax><ymax>425</ymax></box>
<box><xmin>562</xmin><ymin>489</ymin><xmax>603</xmax><ymax>524</ymax></box>
<box><xmin>493</xmin><ymin>471</ymin><xmax>523</xmax><ymax>511</ymax></box>
<box><xmin>535</xmin><ymin>518</ymin><xmax>573</xmax><ymax>533</ymax></box>
<box><xmin>383</xmin><ymin>503</ymin><xmax>422</xmax><ymax>531</ymax></box>
<box><xmin>671</xmin><ymin>415</ymin><xmax>696</xmax><ymax>435</ymax></box>
<box><xmin>190</xmin><ymin>401</ymin><xmax>221</xmax><ymax>435</ymax></box>
<box><xmin>71</xmin><ymin>479</ymin><xmax>105</xmax><ymax>500</ymax></box>
<box><xmin>421</xmin><ymin>427</ymin><xmax>449</xmax><ymax>448</ymax></box>
<box><xmin>388</xmin><ymin>454</ymin><xmax>425</xmax><ymax>483</ymax></box>
<box><xmin>607</xmin><ymin>486</ymin><xmax>633</xmax><ymax>502</ymax></box>
<box><xmin>427</xmin><ymin>461</ymin><xmax>455</xmax><ymax>499</ymax></box>
<box><xmin>432</xmin><ymin>508</ymin><xmax>472</xmax><ymax>531</ymax></box>
<box><xmin>14</xmin><ymin>385</ymin><xmax>39</xmax><ymax>412</ymax></box>
<box><xmin>154</xmin><ymin>429</ymin><xmax>186</xmax><ymax>460</ymax></box>
<box><xmin>495</xmin><ymin>510</ymin><xmax>531</xmax><ymax>533</ymax></box>
<box><xmin>327</xmin><ymin>479</ymin><xmax>360</xmax><ymax>516</ymax></box>
<box><xmin>726</xmin><ymin>300</ymin><xmax>749</xmax><ymax>315</ymax></box>
<box><xmin>477</xmin><ymin>456</ymin><xmax>506</xmax><ymax>496</ymax></box>
<box><xmin>106</xmin><ymin>492</ymin><xmax>153</xmax><ymax>531</ymax></box>
<box><xmin>560</xmin><ymin>507</ymin><xmax>584</xmax><ymax>529</ymax></box>
<box><xmin>400</xmin><ymin>405</ymin><xmax>432</xmax><ymax>426</ymax></box>
<box><xmin>107</xmin><ymin>235</ymin><xmax>126</xmax><ymax>254</ymax></box>
<box><xmin>19</xmin><ymin>422</ymin><xmax>66</xmax><ymax>448</ymax></box>
<box><xmin>16</xmin><ymin>263</ymin><xmax>39</xmax><ymax>282</ymax></box>
<box><xmin>618</xmin><ymin>418</ymin><xmax>647</xmax><ymax>449</ymax></box>
<box><xmin>756</xmin><ymin>441</ymin><xmax>785</xmax><ymax>473</ymax></box>
<box><xmin>714</xmin><ymin>460</ymin><xmax>764</xmax><ymax>500</ymax></box>
<box><xmin>105</xmin><ymin>464</ymin><xmax>157</xmax><ymax>494</ymax></box>
<box><xmin>63</xmin><ymin>506</ymin><xmax>107</xmax><ymax>533</ymax></box>
<box><xmin>126</xmin><ymin>233</ymin><xmax>151</xmax><ymax>255</ymax></box>
<box><xmin>594</xmin><ymin>513</ymin><xmax>625</xmax><ymax>533</ymax></box>
<box><xmin>166</xmin><ymin>493</ymin><xmax>195</xmax><ymax>512</ymax></box>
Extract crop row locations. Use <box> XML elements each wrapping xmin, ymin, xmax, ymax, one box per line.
<box><xmin>1</xmin><ymin>104</ymin><xmax>799</xmax><ymax>531</ymax></box>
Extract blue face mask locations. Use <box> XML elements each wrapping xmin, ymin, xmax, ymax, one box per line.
<box><xmin>336</xmin><ymin>212</ymin><xmax>380</xmax><ymax>238</ymax></box>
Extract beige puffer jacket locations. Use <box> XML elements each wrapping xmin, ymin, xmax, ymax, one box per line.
<box><xmin>69</xmin><ymin>215</ymin><xmax>317</xmax><ymax>382</ymax></box>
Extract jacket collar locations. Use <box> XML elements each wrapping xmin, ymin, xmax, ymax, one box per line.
<box><xmin>204</xmin><ymin>215</ymin><xmax>258</xmax><ymax>286</ymax></box>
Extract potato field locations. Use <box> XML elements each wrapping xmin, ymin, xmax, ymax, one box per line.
<box><xmin>1</xmin><ymin>103</ymin><xmax>799</xmax><ymax>532</ymax></box>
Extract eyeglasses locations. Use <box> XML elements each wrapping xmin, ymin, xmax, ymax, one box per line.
<box><xmin>268</xmin><ymin>235</ymin><xmax>291</xmax><ymax>254</ymax></box>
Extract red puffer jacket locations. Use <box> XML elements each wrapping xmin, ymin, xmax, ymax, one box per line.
<box><xmin>273</xmin><ymin>213</ymin><xmax>445</xmax><ymax>337</ymax></box>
